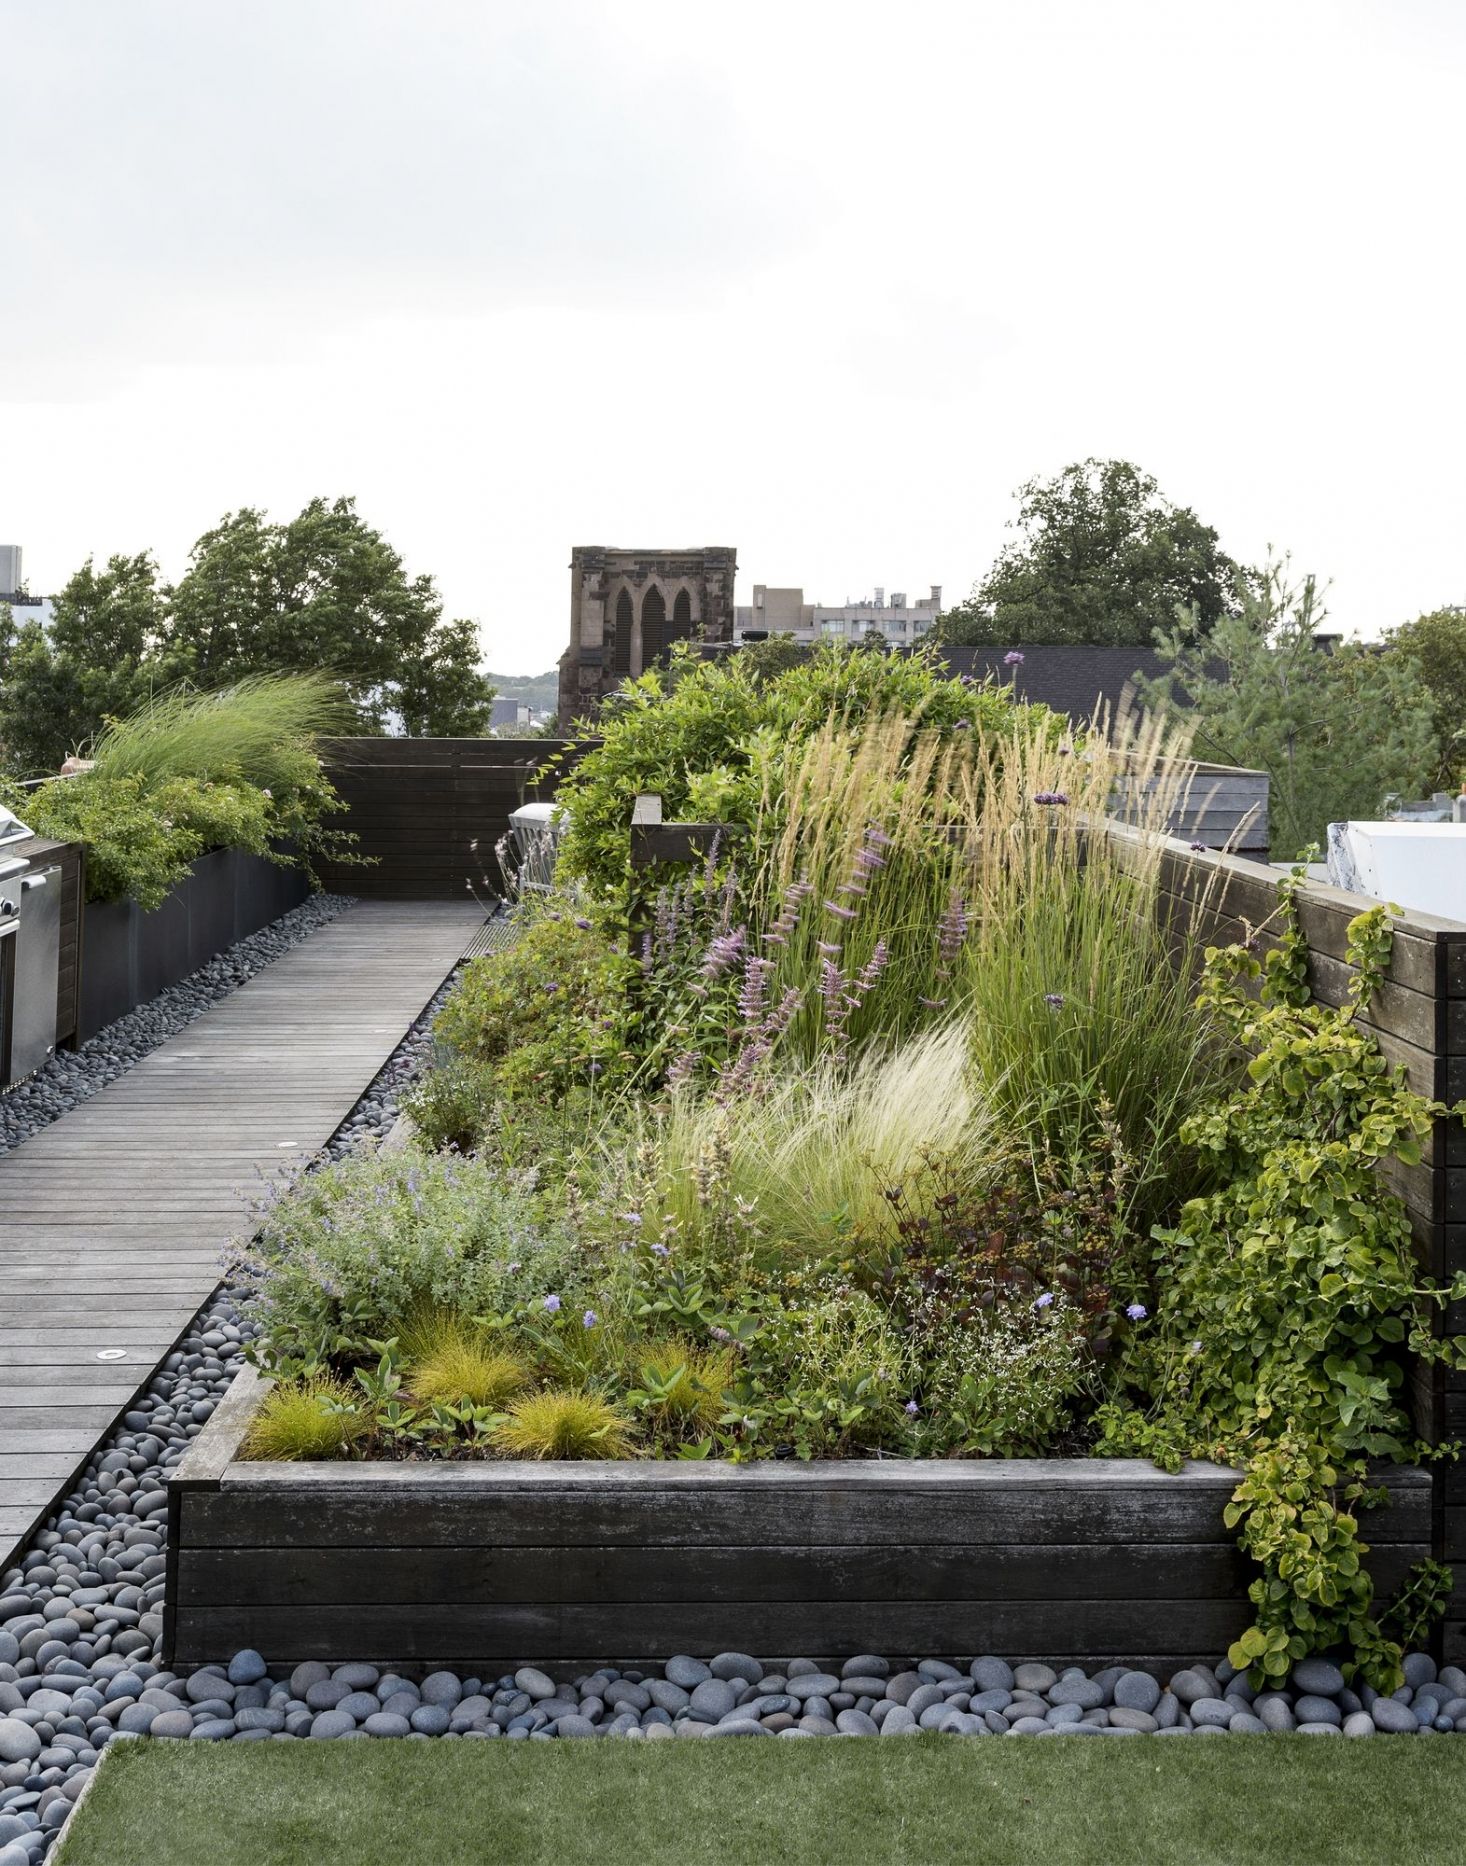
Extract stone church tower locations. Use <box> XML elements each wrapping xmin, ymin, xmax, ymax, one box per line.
<box><xmin>558</xmin><ymin>545</ymin><xmax>737</xmax><ymax>722</ymax></box>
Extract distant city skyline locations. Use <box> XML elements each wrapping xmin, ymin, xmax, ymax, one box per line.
<box><xmin>5</xmin><ymin>2</ymin><xmax>1465</xmax><ymax>675</ymax></box>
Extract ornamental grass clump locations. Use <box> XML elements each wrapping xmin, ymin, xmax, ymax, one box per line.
<box><xmin>7</xmin><ymin>672</ymin><xmax>357</xmax><ymax>906</ymax></box>
<box><xmin>625</xmin><ymin>1340</ymin><xmax>733</xmax><ymax>1437</ymax></box>
<box><xmin>409</xmin><ymin>1338</ymin><xmax>529</xmax><ymax>1412</ymax></box>
<box><xmin>241</xmin><ymin>1377</ymin><xmax>364</xmax><ymax>1461</ymax></box>
<box><xmin>491</xmin><ymin>1390</ymin><xmax>633</xmax><ymax>1461</ymax></box>
<box><xmin>621</xmin><ymin>1017</ymin><xmax>997</xmax><ymax>1269</ymax></box>
<box><xmin>86</xmin><ymin>672</ymin><xmax>352</xmax><ymax>792</ymax></box>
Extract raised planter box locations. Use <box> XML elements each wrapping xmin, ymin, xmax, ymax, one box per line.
<box><xmin>166</xmin><ymin>1367</ymin><xmax>1435</xmax><ymax>1673</ymax></box>
<box><xmin>79</xmin><ymin>848</ymin><xmax>310</xmax><ymax>1041</ymax></box>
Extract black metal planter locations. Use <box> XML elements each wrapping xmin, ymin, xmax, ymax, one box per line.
<box><xmin>78</xmin><ymin>849</ymin><xmax>310</xmax><ymax>1041</ymax></box>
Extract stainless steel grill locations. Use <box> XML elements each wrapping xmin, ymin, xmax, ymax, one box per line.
<box><xmin>0</xmin><ymin>801</ymin><xmax>62</xmax><ymax>1086</ymax></box>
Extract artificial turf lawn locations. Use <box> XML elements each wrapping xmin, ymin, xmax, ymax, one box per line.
<box><xmin>54</xmin><ymin>1734</ymin><xmax>1466</xmax><ymax>1866</ymax></box>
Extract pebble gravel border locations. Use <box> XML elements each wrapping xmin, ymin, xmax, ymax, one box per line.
<box><xmin>0</xmin><ymin>892</ymin><xmax>353</xmax><ymax>1158</ymax></box>
<box><xmin>0</xmin><ymin>936</ymin><xmax>1462</xmax><ymax>1865</ymax></box>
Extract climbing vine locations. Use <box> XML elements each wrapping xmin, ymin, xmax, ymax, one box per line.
<box><xmin>1097</xmin><ymin>872</ymin><xmax>1466</xmax><ymax>1687</ymax></box>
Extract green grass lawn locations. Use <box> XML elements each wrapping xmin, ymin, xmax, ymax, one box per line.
<box><xmin>55</xmin><ymin>1734</ymin><xmax>1466</xmax><ymax>1866</ymax></box>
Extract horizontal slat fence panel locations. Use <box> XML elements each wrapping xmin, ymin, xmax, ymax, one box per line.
<box><xmin>316</xmin><ymin>738</ymin><xmax>586</xmax><ymax>901</ymax></box>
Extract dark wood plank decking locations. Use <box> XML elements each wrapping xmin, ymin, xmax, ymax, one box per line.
<box><xmin>0</xmin><ymin>899</ymin><xmax>486</xmax><ymax>1570</ymax></box>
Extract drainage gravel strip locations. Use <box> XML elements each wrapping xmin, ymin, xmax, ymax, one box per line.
<box><xmin>0</xmin><ymin>937</ymin><xmax>1462</xmax><ymax>1866</ymax></box>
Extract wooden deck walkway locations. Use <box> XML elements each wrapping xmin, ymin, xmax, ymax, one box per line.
<box><xmin>0</xmin><ymin>899</ymin><xmax>486</xmax><ymax>1570</ymax></box>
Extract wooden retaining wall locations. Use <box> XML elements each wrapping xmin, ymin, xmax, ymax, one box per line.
<box><xmin>316</xmin><ymin>738</ymin><xmax>577</xmax><ymax>902</ymax></box>
<box><xmin>166</xmin><ymin>1367</ymin><xmax>1431</xmax><ymax>1673</ymax></box>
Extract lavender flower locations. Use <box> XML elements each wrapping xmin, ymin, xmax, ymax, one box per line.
<box><xmin>936</xmin><ymin>889</ymin><xmax>969</xmax><ymax>977</ymax></box>
<box><xmin>816</xmin><ymin>939</ymin><xmax>842</xmax><ymax>956</ymax></box>
<box><xmin>582</xmin><ymin>1310</ymin><xmax>598</xmax><ymax>1329</ymax></box>
<box><xmin>575</xmin><ymin>916</ymin><xmax>591</xmax><ymax>930</ymax></box>
<box><xmin>667</xmin><ymin>1047</ymin><xmax>704</xmax><ymax>1087</ymax></box>
<box><xmin>1033</xmin><ymin>1291</ymin><xmax>1055</xmax><ymax>1310</ymax></box>
<box><xmin>620</xmin><ymin>1212</ymin><xmax>643</xmax><ymax>1227</ymax></box>
<box><xmin>543</xmin><ymin>1294</ymin><xmax>561</xmax><ymax>1314</ymax></box>
<box><xmin>1044</xmin><ymin>992</ymin><xmax>1066</xmax><ymax>1010</ymax></box>
<box><xmin>1189</xmin><ymin>841</ymin><xmax>1207</xmax><ymax>853</ymax></box>
<box><xmin>700</xmin><ymin>926</ymin><xmax>748</xmax><ymax>979</ymax></box>
<box><xmin>1032</xmin><ymin>791</ymin><xmax>1070</xmax><ymax>807</ymax></box>
<box><xmin>919</xmin><ymin>994</ymin><xmax>948</xmax><ymax>1010</ymax></box>
<box><xmin>904</xmin><ymin>1399</ymin><xmax>920</xmax><ymax>1416</ymax></box>
<box><xmin>823</xmin><ymin>900</ymin><xmax>857</xmax><ymax>921</ymax></box>
<box><xmin>650</xmin><ymin>1242</ymin><xmax>670</xmax><ymax>1258</ymax></box>
<box><xmin>1003</xmin><ymin>650</ymin><xmax>1025</xmax><ymax>666</ymax></box>
<box><xmin>1126</xmin><ymin>1302</ymin><xmax>1148</xmax><ymax>1321</ymax></box>
<box><xmin>709</xmin><ymin>1325</ymin><xmax>732</xmax><ymax>1343</ymax></box>
<box><xmin>737</xmin><ymin>953</ymin><xmax>775</xmax><ymax>1026</ymax></box>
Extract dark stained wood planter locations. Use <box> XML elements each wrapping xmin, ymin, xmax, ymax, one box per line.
<box><xmin>166</xmin><ymin>1367</ymin><xmax>1434</xmax><ymax>1673</ymax></box>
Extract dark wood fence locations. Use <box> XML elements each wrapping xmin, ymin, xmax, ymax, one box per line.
<box><xmin>1121</xmin><ymin>828</ymin><xmax>1466</xmax><ymax>1656</ymax></box>
<box><xmin>316</xmin><ymin>739</ymin><xmax>577</xmax><ymax>902</ymax></box>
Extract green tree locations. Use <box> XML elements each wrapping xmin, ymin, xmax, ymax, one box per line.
<box><xmin>1388</xmin><ymin>607</ymin><xmax>1466</xmax><ymax>785</ymax></box>
<box><xmin>1141</xmin><ymin>560</ymin><xmax>1439</xmax><ymax>858</ymax></box>
<box><xmin>939</xmin><ymin>458</ymin><xmax>1246</xmax><ymax>648</ymax></box>
<box><xmin>166</xmin><ymin>498</ymin><xmax>494</xmax><ymax>734</ymax></box>
<box><xmin>0</xmin><ymin>554</ymin><xmax>164</xmax><ymax>776</ymax></box>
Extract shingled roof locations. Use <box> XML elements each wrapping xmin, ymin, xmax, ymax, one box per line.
<box><xmin>923</xmin><ymin>644</ymin><xmax>1182</xmax><ymax>724</ymax></box>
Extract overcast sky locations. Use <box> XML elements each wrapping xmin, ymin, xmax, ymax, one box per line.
<box><xmin>4</xmin><ymin>0</ymin><xmax>1464</xmax><ymax>674</ymax></box>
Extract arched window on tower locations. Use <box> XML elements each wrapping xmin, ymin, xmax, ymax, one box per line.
<box><xmin>611</xmin><ymin>589</ymin><xmax>633</xmax><ymax>673</ymax></box>
<box><xmin>641</xmin><ymin>585</ymin><xmax>667</xmax><ymax>664</ymax></box>
<box><xmin>672</xmin><ymin>587</ymin><xmax>693</xmax><ymax>644</ymax></box>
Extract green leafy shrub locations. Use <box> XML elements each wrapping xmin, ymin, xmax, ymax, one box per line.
<box><xmin>430</xmin><ymin>909</ymin><xmax>627</xmax><ymax>1105</ymax></box>
<box><xmin>1097</xmin><ymin>884</ymin><xmax>1466</xmax><ymax>1686</ymax></box>
<box><xmin>3</xmin><ymin>673</ymin><xmax>358</xmax><ymax>906</ymax></box>
<box><xmin>914</xmin><ymin>1301</ymin><xmax>1093</xmax><ymax>1455</ymax></box>
<box><xmin>241</xmin><ymin>1378</ymin><xmax>365</xmax><ymax>1460</ymax></box>
<box><xmin>492</xmin><ymin>1389</ymin><xmax>632</xmax><ymax>1460</ymax></box>
<box><xmin>234</xmin><ymin>1147</ymin><xmax>590</xmax><ymax>1369</ymax></box>
<box><xmin>550</xmin><ymin>641</ymin><xmax>1044</xmax><ymax>896</ymax></box>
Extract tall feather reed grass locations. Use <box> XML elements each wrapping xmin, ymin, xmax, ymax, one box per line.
<box><xmin>87</xmin><ymin>673</ymin><xmax>352</xmax><ymax>791</ymax></box>
<box><xmin>741</xmin><ymin>703</ymin><xmax>1227</xmax><ymax>1224</ymax></box>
